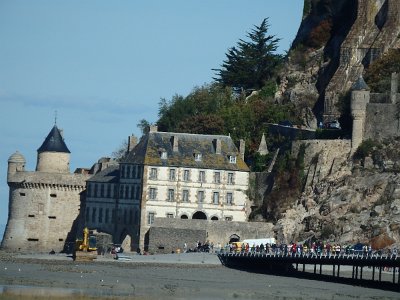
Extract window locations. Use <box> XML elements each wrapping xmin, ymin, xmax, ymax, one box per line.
<box><xmin>229</xmin><ymin>155</ymin><xmax>237</xmax><ymax>164</ymax></box>
<box><xmin>169</xmin><ymin>169</ymin><xmax>176</xmax><ymax>181</ymax></box>
<box><xmin>100</xmin><ymin>184</ymin><xmax>104</xmax><ymax>197</ymax></box>
<box><xmin>50</xmin><ymin>193</ymin><xmax>57</xmax><ymax>198</ymax></box>
<box><xmin>227</xmin><ymin>172</ymin><xmax>234</xmax><ymax>185</ymax></box>
<box><xmin>213</xmin><ymin>192</ymin><xmax>219</xmax><ymax>204</ymax></box>
<box><xmin>149</xmin><ymin>187</ymin><xmax>157</xmax><ymax>200</ymax></box>
<box><xmin>183</xmin><ymin>169</ymin><xmax>190</xmax><ymax>181</ymax></box>
<box><xmin>127</xmin><ymin>165</ymin><xmax>131</xmax><ymax>178</ymax></box>
<box><xmin>135</xmin><ymin>210</ymin><xmax>139</xmax><ymax>224</ymax></box>
<box><xmin>194</xmin><ymin>153</ymin><xmax>202</xmax><ymax>161</ymax></box>
<box><xmin>135</xmin><ymin>186</ymin><xmax>141</xmax><ymax>200</ymax></box>
<box><xmin>112</xmin><ymin>209</ymin><xmax>116</xmax><ymax>223</ymax></box>
<box><xmin>20</xmin><ymin>192</ymin><xmax>26</xmax><ymax>196</ymax></box>
<box><xmin>166</xmin><ymin>213</ymin><xmax>174</xmax><ymax>218</ymax></box>
<box><xmin>168</xmin><ymin>189</ymin><xmax>175</xmax><ymax>201</ymax></box>
<box><xmin>161</xmin><ymin>151</ymin><xmax>168</xmax><ymax>159</ymax></box>
<box><xmin>226</xmin><ymin>192</ymin><xmax>233</xmax><ymax>205</ymax></box>
<box><xmin>148</xmin><ymin>212</ymin><xmax>155</xmax><ymax>225</ymax></box>
<box><xmin>129</xmin><ymin>209</ymin><xmax>133</xmax><ymax>224</ymax></box>
<box><xmin>99</xmin><ymin>208</ymin><xmax>103</xmax><ymax>223</ymax></box>
<box><xmin>132</xmin><ymin>165</ymin><xmax>137</xmax><ymax>178</ymax></box>
<box><xmin>225</xmin><ymin>216</ymin><xmax>233</xmax><ymax>221</ymax></box>
<box><xmin>214</xmin><ymin>172</ymin><xmax>221</xmax><ymax>184</ymax></box>
<box><xmin>197</xmin><ymin>190</ymin><xmax>205</xmax><ymax>203</ymax></box>
<box><xmin>125</xmin><ymin>185</ymin><xmax>129</xmax><ymax>199</ymax></box>
<box><xmin>121</xmin><ymin>165</ymin><xmax>125</xmax><ymax>178</ymax></box>
<box><xmin>124</xmin><ymin>210</ymin><xmax>127</xmax><ymax>224</ymax></box>
<box><xmin>94</xmin><ymin>184</ymin><xmax>98</xmax><ymax>197</ymax></box>
<box><xmin>105</xmin><ymin>209</ymin><xmax>109</xmax><ymax>223</ymax></box>
<box><xmin>92</xmin><ymin>208</ymin><xmax>96</xmax><ymax>223</ymax></box>
<box><xmin>107</xmin><ymin>184</ymin><xmax>112</xmax><ymax>198</ymax></box>
<box><xmin>149</xmin><ymin>168</ymin><xmax>157</xmax><ymax>180</ymax></box>
<box><xmin>86</xmin><ymin>208</ymin><xmax>90</xmax><ymax>221</ymax></box>
<box><xmin>182</xmin><ymin>190</ymin><xmax>189</xmax><ymax>202</ymax></box>
<box><xmin>198</xmin><ymin>171</ymin><xmax>205</xmax><ymax>183</ymax></box>
<box><xmin>119</xmin><ymin>185</ymin><xmax>124</xmax><ymax>198</ymax></box>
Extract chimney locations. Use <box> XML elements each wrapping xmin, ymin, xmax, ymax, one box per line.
<box><xmin>149</xmin><ymin>125</ymin><xmax>158</xmax><ymax>133</ymax></box>
<box><xmin>128</xmin><ymin>135</ymin><xmax>137</xmax><ymax>152</ymax></box>
<box><xmin>171</xmin><ymin>135</ymin><xmax>179</xmax><ymax>152</ymax></box>
<box><xmin>391</xmin><ymin>72</ymin><xmax>398</xmax><ymax>103</ymax></box>
<box><xmin>239</xmin><ymin>139</ymin><xmax>245</xmax><ymax>160</ymax></box>
<box><xmin>213</xmin><ymin>139</ymin><xmax>221</xmax><ymax>154</ymax></box>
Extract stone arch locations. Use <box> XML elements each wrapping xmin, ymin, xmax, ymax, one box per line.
<box><xmin>180</xmin><ymin>214</ymin><xmax>189</xmax><ymax>219</ymax></box>
<box><xmin>192</xmin><ymin>211</ymin><xmax>207</xmax><ymax>220</ymax></box>
<box><xmin>229</xmin><ymin>234</ymin><xmax>240</xmax><ymax>243</ymax></box>
<box><xmin>210</xmin><ymin>216</ymin><xmax>219</xmax><ymax>221</ymax></box>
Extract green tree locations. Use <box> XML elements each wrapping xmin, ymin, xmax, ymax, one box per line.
<box><xmin>213</xmin><ymin>18</ymin><xmax>282</xmax><ymax>92</ymax></box>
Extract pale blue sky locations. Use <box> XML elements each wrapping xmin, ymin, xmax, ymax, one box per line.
<box><xmin>0</xmin><ymin>1</ymin><xmax>303</xmax><ymax>230</ymax></box>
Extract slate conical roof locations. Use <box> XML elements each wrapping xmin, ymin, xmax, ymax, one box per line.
<box><xmin>37</xmin><ymin>125</ymin><xmax>70</xmax><ymax>153</ymax></box>
<box><xmin>351</xmin><ymin>75</ymin><xmax>370</xmax><ymax>91</ymax></box>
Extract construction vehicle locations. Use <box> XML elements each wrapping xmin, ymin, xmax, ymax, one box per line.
<box><xmin>74</xmin><ymin>227</ymin><xmax>97</xmax><ymax>261</ymax></box>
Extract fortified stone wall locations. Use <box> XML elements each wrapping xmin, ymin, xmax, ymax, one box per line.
<box><xmin>148</xmin><ymin>218</ymin><xmax>274</xmax><ymax>254</ymax></box>
<box><xmin>365</xmin><ymin>103</ymin><xmax>400</xmax><ymax>141</ymax></box>
<box><xmin>2</xmin><ymin>171</ymin><xmax>88</xmax><ymax>253</ymax></box>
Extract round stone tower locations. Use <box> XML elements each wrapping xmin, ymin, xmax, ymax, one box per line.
<box><xmin>36</xmin><ymin>125</ymin><xmax>71</xmax><ymax>173</ymax></box>
<box><xmin>7</xmin><ymin>151</ymin><xmax>26</xmax><ymax>182</ymax></box>
<box><xmin>351</xmin><ymin>76</ymin><xmax>370</xmax><ymax>151</ymax></box>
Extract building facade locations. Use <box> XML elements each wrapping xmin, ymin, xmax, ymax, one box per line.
<box><xmin>122</xmin><ymin>126</ymin><xmax>250</xmax><ymax>251</ymax></box>
<box><xmin>84</xmin><ymin>127</ymin><xmax>251</xmax><ymax>251</ymax></box>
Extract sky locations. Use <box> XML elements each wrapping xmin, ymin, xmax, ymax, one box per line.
<box><xmin>0</xmin><ymin>0</ymin><xmax>304</xmax><ymax>232</ymax></box>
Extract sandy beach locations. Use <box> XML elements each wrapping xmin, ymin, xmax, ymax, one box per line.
<box><xmin>0</xmin><ymin>251</ymin><xmax>399</xmax><ymax>300</ymax></box>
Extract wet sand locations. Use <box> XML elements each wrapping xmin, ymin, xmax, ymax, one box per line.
<box><xmin>0</xmin><ymin>251</ymin><xmax>399</xmax><ymax>300</ymax></box>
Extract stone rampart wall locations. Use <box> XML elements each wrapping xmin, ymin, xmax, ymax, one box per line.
<box><xmin>148</xmin><ymin>218</ymin><xmax>274</xmax><ymax>254</ymax></box>
<box><xmin>364</xmin><ymin>103</ymin><xmax>400</xmax><ymax>141</ymax></box>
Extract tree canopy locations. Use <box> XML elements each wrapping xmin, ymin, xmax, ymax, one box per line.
<box><xmin>213</xmin><ymin>18</ymin><xmax>282</xmax><ymax>92</ymax></box>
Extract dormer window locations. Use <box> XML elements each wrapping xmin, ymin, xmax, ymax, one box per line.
<box><xmin>194</xmin><ymin>153</ymin><xmax>202</xmax><ymax>162</ymax></box>
<box><xmin>229</xmin><ymin>155</ymin><xmax>237</xmax><ymax>164</ymax></box>
<box><xmin>161</xmin><ymin>151</ymin><xmax>168</xmax><ymax>159</ymax></box>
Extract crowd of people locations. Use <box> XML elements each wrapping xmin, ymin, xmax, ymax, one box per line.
<box><xmin>223</xmin><ymin>240</ymin><xmax>398</xmax><ymax>258</ymax></box>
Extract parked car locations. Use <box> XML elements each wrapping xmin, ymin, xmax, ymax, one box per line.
<box><xmin>278</xmin><ymin>120</ymin><xmax>293</xmax><ymax>127</ymax></box>
<box><xmin>324</xmin><ymin>120</ymin><xmax>341</xmax><ymax>129</ymax></box>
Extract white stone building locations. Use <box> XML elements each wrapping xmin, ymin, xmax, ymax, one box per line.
<box><xmin>78</xmin><ymin>127</ymin><xmax>250</xmax><ymax>252</ymax></box>
<box><xmin>122</xmin><ymin>126</ymin><xmax>250</xmax><ymax>251</ymax></box>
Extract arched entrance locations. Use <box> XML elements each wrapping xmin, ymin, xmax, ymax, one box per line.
<box><xmin>192</xmin><ymin>211</ymin><xmax>207</xmax><ymax>220</ymax></box>
<box><xmin>229</xmin><ymin>234</ymin><xmax>240</xmax><ymax>243</ymax></box>
<box><xmin>180</xmin><ymin>214</ymin><xmax>188</xmax><ymax>219</ymax></box>
<box><xmin>211</xmin><ymin>216</ymin><xmax>219</xmax><ymax>221</ymax></box>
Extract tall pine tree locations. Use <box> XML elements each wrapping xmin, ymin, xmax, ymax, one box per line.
<box><xmin>213</xmin><ymin>18</ymin><xmax>282</xmax><ymax>93</ymax></box>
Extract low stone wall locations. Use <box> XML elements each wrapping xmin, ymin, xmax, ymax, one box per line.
<box><xmin>148</xmin><ymin>218</ymin><xmax>274</xmax><ymax>254</ymax></box>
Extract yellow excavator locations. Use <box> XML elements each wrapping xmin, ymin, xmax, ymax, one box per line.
<box><xmin>74</xmin><ymin>227</ymin><xmax>97</xmax><ymax>261</ymax></box>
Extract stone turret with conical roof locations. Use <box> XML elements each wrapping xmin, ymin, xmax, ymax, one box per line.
<box><xmin>36</xmin><ymin>125</ymin><xmax>71</xmax><ymax>173</ymax></box>
<box><xmin>7</xmin><ymin>151</ymin><xmax>26</xmax><ymax>182</ymax></box>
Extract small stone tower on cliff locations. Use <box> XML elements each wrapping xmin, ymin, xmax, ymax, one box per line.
<box><xmin>1</xmin><ymin>125</ymin><xmax>89</xmax><ymax>253</ymax></box>
<box><xmin>351</xmin><ymin>76</ymin><xmax>370</xmax><ymax>150</ymax></box>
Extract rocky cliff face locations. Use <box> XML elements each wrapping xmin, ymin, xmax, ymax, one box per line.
<box><xmin>277</xmin><ymin>0</ymin><xmax>400</xmax><ymax>124</ymax></box>
<box><xmin>266</xmin><ymin>0</ymin><xmax>400</xmax><ymax>248</ymax></box>
<box><xmin>272</xmin><ymin>139</ymin><xmax>400</xmax><ymax>249</ymax></box>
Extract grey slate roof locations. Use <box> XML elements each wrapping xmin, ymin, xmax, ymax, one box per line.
<box><xmin>351</xmin><ymin>75</ymin><xmax>370</xmax><ymax>91</ymax></box>
<box><xmin>37</xmin><ymin>125</ymin><xmax>71</xmax><ymax>153</ymax></box>
<box><xmin>87</xmin><ymin>164</ymin><xmax>120</xmax><ymax>183</ymax></box>
<box><xmin>123</xmin><ymin>131</ymin><xmax>249</xmax><ymax>172</ymax></box>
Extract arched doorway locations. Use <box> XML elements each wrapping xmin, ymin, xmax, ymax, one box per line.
<box><xmin>229</xmin><ymin>234</ymin><xmax>240</xmax><ymax>243</ymax></box>
<box><xmin>180</xmin><ymin>214</ymin><xmax>188</xmax><ymax>219</ymax></box>
<box><xmin>211</xmin><ymin>216</ymin><xmax>219</xmax><ymax>221</ymax></box>
<box><xmin>192</xmin><ymin>211</ymin><xmax>207</xmax><ymax>220</ymax></box>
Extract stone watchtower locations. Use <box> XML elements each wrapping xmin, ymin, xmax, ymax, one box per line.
<box><xmin>2</xmin><ymin>125</ymin><xmax>89</xmax><ymax>253</ymax></box>
<box><xmin>351</xmin><ymin>76</ymin><xmax>370</xmax><ymax>150</ymax></box>
<box><xmin>36</xmin><ymin>125</ymin><xmax>70</xmax><ymax>173</ymax></box>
